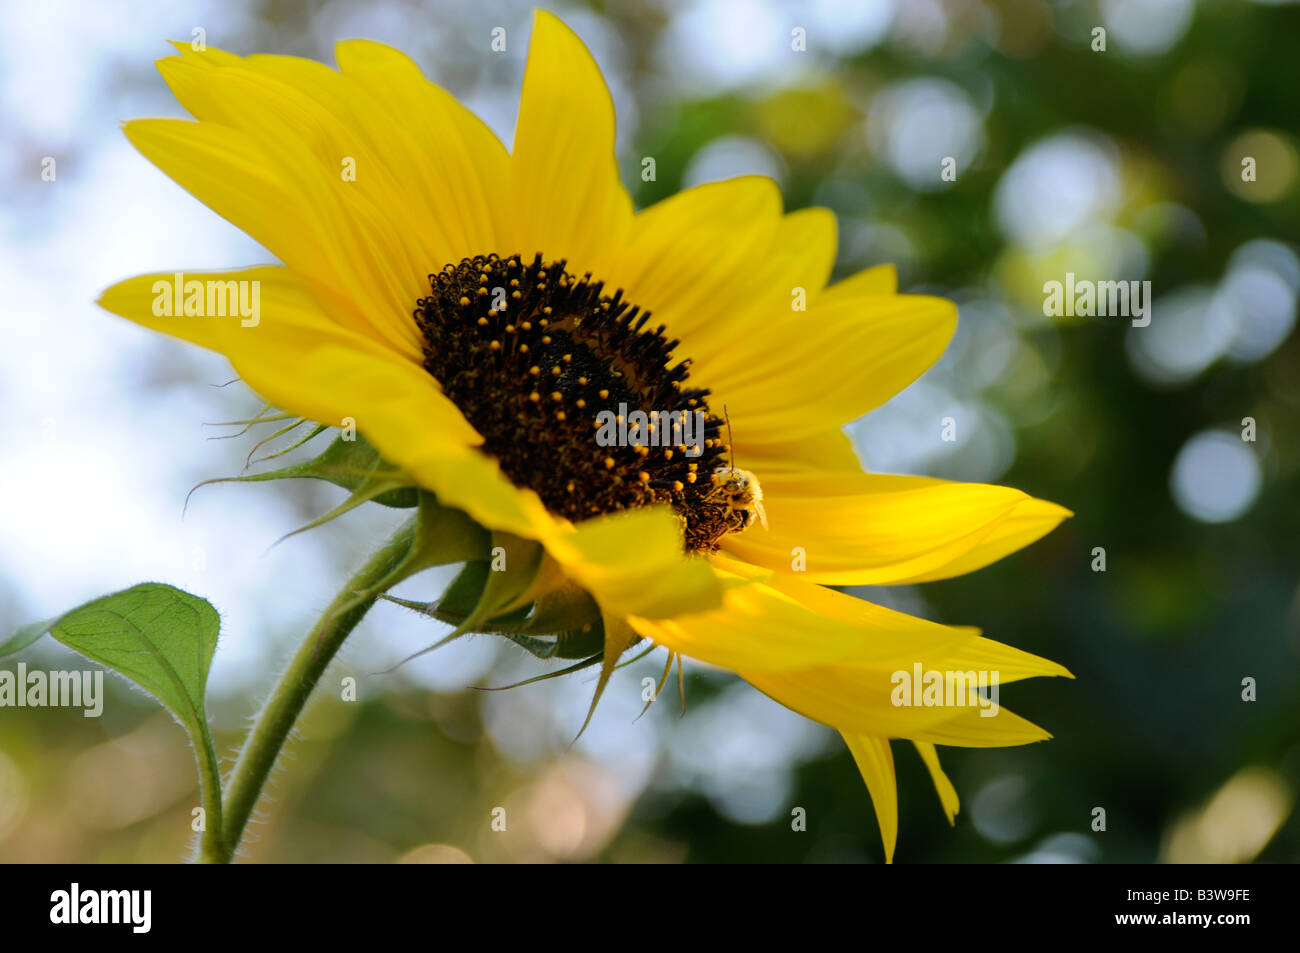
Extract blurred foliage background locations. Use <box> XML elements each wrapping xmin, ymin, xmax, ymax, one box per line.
<box><xmin>1</xmin><ymin>0</ymin><xmax>1298</xmax><ymax>863</ymax></box>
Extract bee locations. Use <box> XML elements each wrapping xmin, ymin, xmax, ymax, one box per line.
<box><xmin>705</xmin><ymin>407</ymin><xmax>768</xmax><ymax>533</ymax></box>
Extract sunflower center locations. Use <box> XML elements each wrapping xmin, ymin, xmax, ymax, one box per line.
<box><xmin>414</xmin><ymin>253</ymin><xmax>756</xmax><ymax>553</ymax></box>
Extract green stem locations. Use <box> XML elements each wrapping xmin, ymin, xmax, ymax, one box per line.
<box><xmin>194</xmin><ymin>727</ymin><xmax>225</xmax><ymax>863</ymax></box>
<box><xmin>211</xmin><ymin>520</ymin><xmax>415</xmax><ymax>863</ymax></box>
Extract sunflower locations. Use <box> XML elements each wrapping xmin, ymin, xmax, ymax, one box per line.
<box><xmin>99</xmin><ymin>10</ymin><xmax>1073</xmax><ymax>862</ymax></box>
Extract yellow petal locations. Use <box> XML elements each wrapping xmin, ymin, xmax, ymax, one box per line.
<box><xmin>630</xmin><ymin>562</ymin><xmax>972</xmax><ymax>672</ymax></box>
<box><xmin>913</xmin><ymin>742</ymin><xmax>959</xmax><ymax>824</ymax></box>
<box><xmin>123</xmin><ymin>117</ymin><xmax>422</xmax><ymax>359</ymax></box>
<box><xmin>722</xmin><ymin>469</ymin><xmax>1071</xmax><ymax>585</ymax></box>
<box><xmin>162</xmin><ymin>40</ymin><xmax>511</xmax><ymax>267</ymax></box>
<box><xmin>686</xmin><ymin>206</ymin><xmax>837</xmax><ymax>382</ymax></box>
<box><xmin>333</xmin><ymin>41</ymin><xmax>511</xmax><ymax>259</ymax></box>
<box><xmin>896</xmin><ymin>495</ymin><xmax>1074</xmax><ymax>583</ymax></box>
<box><xmin>609</xmin><ymin>176</ymin><xmax>782</xmax><ymax>354</ymax></box>
<box><xmin>821</xmin><ymin>262</ymin><xmax>898</xmax><ymax>302</ymax></box>
<box><xmin>729</xmin><ymin>291</ymin><xmax>957</xmax><ymax>442</ymax></box>
<box><xmin>97</xmin><ymin>267</ymin><xmax>468</xmax><ymax>442</ymax></box>
<box><xmin>746</xmin><ymin>660</ymin><xmax>1058</xmax><ymax>743</ymax></box>
<box><xmin>843</xmin><ymin>734</ymin><xmax>897</xmax><ymax>863</ymax></box>
<box><xmin>543</xmin><ymin>507</ymin><xmax>725</xmax><ymax>619</ymax></box>
<box><xmin>735</xmin><ymin>426</ymin><xmax>868</xmax><ymax>480</ymax></box>
<box><xmin>153</xmin><ymin>54</ymin><xmax>434</xmax><ymax>327</ymax></box>
<box><xmin>403</xmin><ymin>444</ymin><xmax>561</xmax><ymax>543</ymax></box>
<box><xmin>507</xmin><ymin>10</ymin><xmax>633</xmax><ymax>274</ymax></box>
<box><xmin>668</xmin><ymin>569</ymin><xmax>1073</xmax><ymax>740</ymax></box>
<box><xmin>99</xmin><ymin>268</ymin><xmax>574</xmax><ymax>544</ymax></box>
<box><xmin>674</xmin><ymin>205</ymin><xmax>839</xmax><ymax>374</ymax></box>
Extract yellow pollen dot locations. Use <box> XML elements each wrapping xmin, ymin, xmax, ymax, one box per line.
<box><xmin>477</xmin><ymin>287</ymin><xmax>487</xmax><ymax>295</ymax></box>
<box><xmin>604</xmin><ymin>457</ymin><xmax>615</xmax><ymax>469</ymax></box>
<box><xmin>638</xmin><ymin>471</ymin><xmax>650</xmax><ymax>483</ymax></box>
<box><xmin>529</xmin><ymin>366</ymin><xmax>540</xmax><ymax>375</ymax></box>
<box><xmin>458</xmin><ymin>296</ymin><xmax>470</xmax><ymax>306</ymax></box>
<box><xmin>673</xmin><ymin>481</ymin><xmax>684</xmax><ymax>491</ymax></box>
<box><xmin>664</xmin><ymin>449</ymin><xmax>674</xmax><ymax>460</ymax></box>
<box><xmin>551</xmin><ymin>366</ymin><xmax>562</xmax><ymax>376</ymax></box>
<box><xmin>578</xmin><ymin>376</ymin><xmax>588</xmax><ymax>385</ymax></box>
<box><xmin>477</xmin><ymin>317</ymin><xmax>488</xmax><ymax>326</ymax></box>
<box><xmin>550</xmin><ymin>391</ymin><xmax>562</xmax><ymax>401</ymax></box>
<box><xmin>563</xmin><ymin>354</ymin><xmax>572</xmax><ymax>363</ymax></box>
<box><xmin>555</xmin><ymin>411</ymin><xmax>566</xmax><ymax>421</ymax></box>
<box><xmin>542</xmin><ymin>335</ymin><xmax>552</xmax><ymax>344</ymax></box>
<box><xmin>687</xmin><ymin>473</ymin><xmax>697</xmax><ymax>483</ymax></box>
<box><xmin>490</xmin><ymin>340</ymin><xmax>501</xmax><ymax>350</ymax></box>
<box><xmin>511</xmin><ymin>290</ymin><xmax>521</xmax><ymax>299</ymax></box>
<box><xmin>529</xmin><ymin>391</ymin><xmax>540</xmax><ymax>402</ymax></box>
<box><xmin>576</xmin><ymin>399</ymin><xmax>586</xmax><ymax>409</ymax></box>
<box><xmin>505</xmin><ymin>324</ymin><xmax>515</xmax><ymax>333</ymax></box>
<box><xmin>599</xmin><ymin>389</ymin><xmax>610</xmax><ymax>399</ymax></box>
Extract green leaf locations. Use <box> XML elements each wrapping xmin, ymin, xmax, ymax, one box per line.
<box><xmin>2</xmin><ymin>583</ymin><xmax>225</xmax><ymax>852</ymax></box>
<box><xmin>7</xmin><ymin>584</ymin><xmax>220</xmax><ymax>732</ymax></box>
<box><xmin>0</xmin><ymin>616</ymin><xmax>60</xmax><ymax>657</ymax></box>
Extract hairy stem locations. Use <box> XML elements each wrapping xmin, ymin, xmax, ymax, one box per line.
<box><xmin>211</xmin><ymin>520</ymin><xmax>415</xmax><ymax>863</ymax></box>
<box><xmin>193</xmin><ymin>727</ymin><xmax>225</xmax><ymax>863</ymax></box>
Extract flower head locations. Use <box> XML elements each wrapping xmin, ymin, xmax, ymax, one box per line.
<box><xmin>99</xmin><ymin>10</ymin><xmax>1073</xmax><ymax>861</ymax></box>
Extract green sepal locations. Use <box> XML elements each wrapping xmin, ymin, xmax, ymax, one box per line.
<box><xmin>574</xmin><ymin>611</ymin><xmax>643</xmax><ymax>741</ymax></box>
<box><xmin>477</xmin><ymin>641</ymin><xmax>658</xmax><ymax>692</ymax></box>
<box><xmin>380</xmin><ymin>558</ymin><xmax>607</xmax><ymax>661</ymax></box>
<box><xmin>188</xmin><ymin>432</ymin><xmax>419</xmax><ymax>511</ymax></box>
<box><xmin>246</xmin><ymin>420</ymin><xmax>328</xmax><ymax>467</ymax></box>
<box><xmin>376</xmin><ymin>531</ymin><xmax>547</xmax><ymax>671</ymax></box>
<box><xmin>368</xmin><ymin>492</ymin><xmax>492</xmax><ymax>595</ymax></box>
